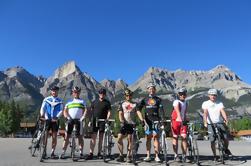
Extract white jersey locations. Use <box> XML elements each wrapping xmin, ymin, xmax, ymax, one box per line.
<box><xmin>118</xmin><ymin>100</ymin><xmax>138</xmax><ymax>124</ymax></box>
<box><xmin>65</xmin><ymin>98</ymin><xmax>86</xmax><ymax>120</ymax></box>
<box><xmin>202</xmin><ymin>100</ymin><xmax>224</xmax><ymax>124</ymax></box>
<box><xmin>173</xmin><ymin>99</ymin><xmax>188</xmax><ymax>121</ymax></box>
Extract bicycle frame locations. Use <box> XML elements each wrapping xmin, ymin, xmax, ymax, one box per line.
<box><xmin>212</xmin><ymin>123</ymin><xmax>226</xmax><ymax>164</ymax></box>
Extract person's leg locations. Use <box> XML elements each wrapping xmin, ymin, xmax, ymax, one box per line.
<box><xmin>98</xmin><ymin>131</ymin><xmax>104</xmax><ymax>154</ymax></box>
<box><xmin>153</xmin><ymin>134</ymin><xmax>159</xmax><ymax>158</ymax></box>
<box><xmin>117</xmin><ymin>134</ymin><xmax>125</xmax><ymax>156</ymax></box>
<box><xmin>51</xmin><ymin>122</ymin><xmax>58</xmax><ymax>156</ymax></box>
<box><xmin>145</xmin><ymin>135</ymin><xmax>152</xmax><ymax>159</ymax></box>
<box><xmin>90</xmin><ymin>133</ymin><xmax>97</xmax><ymax>154</ymax></box>
<box><xmin>127</xmin><ymin>134</ymin><xmax>132</xmax><ymax>157</ymax></box>
<box><xmin>172</xmin><ymin>137</ymin><xmax>178</xmax><ymax>157</ymax></box>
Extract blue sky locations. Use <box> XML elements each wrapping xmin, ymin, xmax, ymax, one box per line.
<box><xmin>0</xmin><ymin>0</ymin><xmax>250</xmax><ymax>84</ymax></box>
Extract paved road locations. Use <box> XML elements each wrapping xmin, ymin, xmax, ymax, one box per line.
<box><xmin>0</xmin><ymin>137</ymin><xmax>250</xmax><ymax>166</ymax></box>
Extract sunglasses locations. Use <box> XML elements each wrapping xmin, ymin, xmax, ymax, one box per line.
<box><xmin>179</xmin><ymin>93</ymin><xmax>187</xmax><ymax>96</ymax></box>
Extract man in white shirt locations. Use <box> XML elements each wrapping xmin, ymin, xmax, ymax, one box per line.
<box><xmin>60</xmin><ymin>86</ymin><xmax>87</xmax><ymax>159</ymax></box>
<box><xmin>202</xmin><ymin>88</ymin><xmax>232</xmax><ymax>161</ymax></box>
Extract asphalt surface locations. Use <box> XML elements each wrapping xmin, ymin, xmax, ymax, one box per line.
<box><xmin>0</xmin><ymin>137</ymin><xmax>250</xmax><ymax>166</ymax></box>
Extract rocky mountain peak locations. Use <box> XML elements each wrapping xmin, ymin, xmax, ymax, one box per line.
<box><xmin>4</xmin><ymin>66</ymin><xmax>27</xmax><ymax>78</ymax></box>
<box><xmin>54</xmin><ymin>61</ymin><xmax>81</xmax><ymax>78</ymax></box>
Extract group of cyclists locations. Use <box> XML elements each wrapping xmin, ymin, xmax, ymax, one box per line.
<box><xmin>38</xmin><ymin>82</ymin><xmax>232</xmax><ymax>163</ymax></box>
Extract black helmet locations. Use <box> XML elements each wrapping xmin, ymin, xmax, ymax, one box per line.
<box><xmin>124</xmin><ymin>89</ymin><xmax>133</xmax><ymax>96</ymax></box>
<box><xmin>50</xmin><ymin>86</ymin><xmax>59</xmax><ymax>91</ymax></box>
<box><xmin>98</xmin><ymin>88</ymin><xmax>106</xmax><ymax>95</ymax></box>
<box><xmin>72</xmin><ymin>86</ymin><xmax>81</xmax><ymax>93</ymax></box>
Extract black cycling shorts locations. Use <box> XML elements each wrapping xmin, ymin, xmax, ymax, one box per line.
<box><xmin>119</xmin><ymin>124</ymin><xmax>134</xmax><ymax>135</ymax></box>
<box><xmin>65</xmin><ymin>119</ymin><xmax>82</xmax><ymax>136</ymax></box>
<box><xmin>45</xmin><ymin>120</ymin><xmax>59</xmax><ymax>132</ymax></box>
<box><xmin>92</xmin><ymin>121</ymin><xmax>106</xmax><ymax>133</ymax></box>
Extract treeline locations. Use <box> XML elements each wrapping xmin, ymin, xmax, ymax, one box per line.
<box><xmin>0</xmin><ymin>101</ymin><xmax>23</xmax><ymax>137</ymax></box>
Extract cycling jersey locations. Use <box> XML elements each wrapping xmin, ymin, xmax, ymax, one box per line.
<box><xmin>91</xmin><ymin>99</ymin><xmax>111</xmax><ymax>119</ymax></box>
<box><xmin>138</xmin><ymin>95</ymin><xmax>163</xmax><ymax>122</ymax></box>
<box><xmin>171</xmin><ymin>99</ymin><xmax>188</xmax><ymax>122</ymax></box>
<box><xmin>118</xmin><ymin>100</ymin><xmax>138</xmax><ymax>125</ymax></box>
<box><xmin>65</xmin><ymin>98</ymin><xmax>86</xmax><ymax>120</ymax></box>
<box><xmin>40</xmin><ymin>96</ymin><xmax>63</xmax><ymax>120</ymax></box>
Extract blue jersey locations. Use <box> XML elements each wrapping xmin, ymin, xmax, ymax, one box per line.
<box><xmin>40</xmin><ymin>96</ymin><xmax>63</xmax><ymax>120</ymax></box>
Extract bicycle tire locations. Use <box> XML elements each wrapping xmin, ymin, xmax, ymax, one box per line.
<box><xmin>218</xmin><ymin>138</ymin><xmax>225</xmax><ymax>164</ymax></box>
<box><xmin>132</xmin><ymin>131</ymin><xmax>137</xmax><ymax>163</ymax></box>
<box><xmin>193</xmin><ymin>138</ymin><xmax>200</xmax><ymax>164</ymax></box>
<box><xmin>103</xmin><ymin>131</ymin><xmax>108</xmax><ymax>162</ymax></box>
<box><xmin>71</xmin><ymin>136</ymin><xmax>76</xmax><ymax>161</ymax></box>
<box><xmin>30</xmin><ymin>130</ymin><xmax>39</xmax><ymax>156</ymax></box>
<box><xmin>160</xmin><ymin>132</ymin><xmax>168</xmax><ymax>165</ymax></box>
<box><xmin>38</xmin><ymin>131</ymin><xmax>46</xmax><ymax>162</ymax></box>
<box><xmin>108</xmin><ymin>131</ymin><xmax>112</xmax><ymax>157</ymax></box>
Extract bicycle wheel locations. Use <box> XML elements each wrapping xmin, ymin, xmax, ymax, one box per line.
<box><xmin>217</xmin><ymin>138</ymin><xmax>225</xmax><ymax>164</ymax></box>
<box><xmin>30</xmin><ymin>130</ymin><xmax>39</xmax><ymax>156</ymax></box>
<box><xmin>102</xmin><ymin>131</ymin><xmax>108</xmax><ymax>161</ymax></box>
<box><xmin>162</xmin><ymin>133</ymin><xmax>168</xmax><ymax>165</ymax></box>
<box><xmin>38</xmin><ymin>131</ymin><xmax>46</xmax><ymax>162</ymax></box>
<box><xmin>108</xmin><ymin>132</ymin><xmax>113</xmax><ymax>157</ymax></box>
<box><xmin>192</xmin><ymin>138</ymin><xmax>200</xmax><ymax>165</ymax></box>
<box><xmin>71</xmin><ymin>136</ymin><xmax>76</xmax><ymax>161</ymax></box>
<box><xmin>131</xmin><ymin>132</ymin><xmax>137</xmax><ymax>163</ymax></box>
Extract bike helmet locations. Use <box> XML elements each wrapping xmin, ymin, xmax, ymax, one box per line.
<box><xmin>50</xmin><ymin>86</ymin><xmax>59</xmax><ymax>91</ymax></box>
<box><xmin>147</xmin><ymin>82</ymin><xmax>156</xmax><ymax>89</ymax></box>
<box><xmin>208</xmin><ymin>89</ymin><xmax>218</xmax><ymax>96</ymax></box>
<box><xmin>178</xmin><ymin>87</ymin><xmax>187</xmax><ymax>94</ymax></box>
<box><xmin>98</xmin><ymin>88</ymin><xmax>107</xmax><ymax>95</ymax></box>
<box><xmin>72</xmin><ymin>86</ymin><xmax>81</xmax><ymax>93</ymax></box>
<box><xmin>124</xmin><ymin>89</ymin><xmax>133</xmax><ymax>96</ymax></box>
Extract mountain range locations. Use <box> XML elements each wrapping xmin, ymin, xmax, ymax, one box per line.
<box><xmin>1</xmin><ymin>61</ymin><xmax>251</xmax><ymax>118</ymax></box>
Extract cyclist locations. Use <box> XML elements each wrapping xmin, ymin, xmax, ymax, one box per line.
<box><xmin>116</xmin><ymin>89</ymin><xmax>145</xmax><ymax>163</ymax></box>
<box><xmin>86</xmin><ymin>88</ymin><xmax>112</xmax><ymax>160</ymax></box>
<box><xmin>60</xmin><ymin>86</ymin><xmax>87</xmax><ymax>159</ymax></box>
<box><xmin>137</xmin><ymin>82</ymin><xmax>164</xmax><ymax>162</ymax></box>
<box><xmin>171</xmin><ymin>87</ymin><xmax>190</xmax><ymax>162</ymax></box>
<box><xmin>40</xmin><ymin>86</ymin><xmax>63</xmax><ymax>159</ymax></box>
<box><xmin>202</xmin><ymin>88</ymin><xmax>232</xmax><ymax>161</ymax></box>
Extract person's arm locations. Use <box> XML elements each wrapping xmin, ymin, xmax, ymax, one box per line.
<box><xmin>203</xmin><ymin>109</ymin><xmax>208</xmax><ymax>128</ymax></box>
<box><xmin>118</xmin><ymin>103</ymin><xmax>125</xmax><ymax>123</ymax></box>
<box><xmin>136</xmin><ymin>110</ymin><xmax>144</xmax><ymax>122</ymax></box>
<box><xmin>64</xmin><ymin>107</ymin><xmax>71</xmax><ymax>120</ymax></box>
<box><xmin>220</xmin><ymin>108</ymin><xmax>228</xmax><ymax>125</ymax></box>
<box><xmin>106</xmin><ymin>101</ymin><xmax>112</xmax><ymax>120</ymax></box>
<box><xmin>40</xmin><ymin>99</ymin><xmax>46</xmax><ymax>118</ymax></box>
<box><xmin>174</xmin><ymin>103</ymin><xmax>182</xmax><ymax>122</ymax></box>
<box><xmin>55</xmin><ymin>102</ymin><xmax>63</xmax><ymax>119</ymax></box>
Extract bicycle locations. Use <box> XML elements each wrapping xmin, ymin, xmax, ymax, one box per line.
<box><xmin>70</xmin><ymin>122</ymin><xmax>78</xmax><ymax>162</ymax></box>
<box><xmin>131</xmin><ymin>125</ymin><xmax>142</xmax><ymax>164</ymax></box>
<box><xmin>186</xmin><ymin>121</ymin><xmax>200</xmax><ymax>165</ymax></box>
<box><xmin>37</xmin><ymin>118</ymin><xmax>49</xmax><ymax>162</ymax></box>
<box><xmin>29</xmin><ymin>118</ymin><xmax>43</xmax><ymax>157</ymax></box>
<box><xmin>210</xmin><ymin>123</ymin><xmax>226</xmax><ymax>164</ymax></box>
<box><xmin>97</xmin><ymin>119</ymin><xmax>115</xmax><ymax>162</ymax></box>
<box><xmin>155</xmin><ymin>120</ymin><xmax>171</xmax><ymax>166</ymax></box>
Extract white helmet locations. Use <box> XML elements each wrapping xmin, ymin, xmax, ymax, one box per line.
<box><xmin>178</xmin><ymin>87</ymin><xmax>187</xmax><ymax>94</ymax></box>
<box><xmin>208</xmin><ymin>89</ymin><xmax>218</xmax><ymax>95</ymax></box>
<box><xmin>147</xmin><ymin>82</ymin><xmax>156</xmax><ymax>89</ymax></box>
